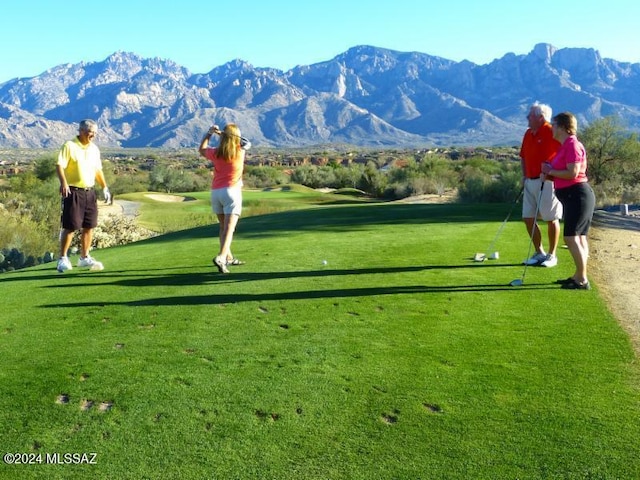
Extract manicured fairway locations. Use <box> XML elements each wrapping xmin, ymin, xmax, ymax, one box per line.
<box><xmin>1</xmin><ymin>193</ymin><xmax>638</xmax><ymax>479</ymax></box>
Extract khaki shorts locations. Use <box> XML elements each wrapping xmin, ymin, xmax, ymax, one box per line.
<box><xmin>522</xmin><ymin>178</ymin><xmax>562</xmax><ymax>221</ymax></box>
<box><xmin>210</xmin><ymin>186</ymin><xmax>242</xmax><ymax>216</ymax></box>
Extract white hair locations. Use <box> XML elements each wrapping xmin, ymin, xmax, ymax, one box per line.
<box><xmin>531</xmin><ymin>102</ymin><xmax>552</xmax><ymax>123</ymax></box>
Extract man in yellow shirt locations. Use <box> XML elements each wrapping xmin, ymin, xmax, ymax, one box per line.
<box><xmin>55</xmin><ymin>119</ymin><xmax>110</xmax><ymax>272</ymax></box>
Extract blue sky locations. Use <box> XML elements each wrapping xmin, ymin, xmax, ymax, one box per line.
<box><xmin>1</xmin><ymin>0</ymin><xmax>639</xmax><ymax>83</ymax></box>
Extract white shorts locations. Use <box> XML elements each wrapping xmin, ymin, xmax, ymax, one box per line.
<box><xmin>522</xmin><ymin>178</ymin><xmax>562</xmax><ymax>221</ymax></box>
<box><xmin>210</xmin><ymin>186</ymin><xmax>242</xmax><ymax>216</ymax></box>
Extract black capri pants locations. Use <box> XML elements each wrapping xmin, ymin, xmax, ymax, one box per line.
<box><xmin>554</xmin><ymin>182</ymin><xmax>595</xmax><ymax>237</ymax></box>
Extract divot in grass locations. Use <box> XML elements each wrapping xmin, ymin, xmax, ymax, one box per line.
<box><xmin>423</xmin><ymin>403</ymin><xmax>444</xmax><ymax>414</ymax></box>
<box><xmin>382</xmin><ymin>411</ymin><xmax>399</xmax><ymax>424</ymax></box>
<box><xmin>255</xmin><ymin>410</ymin><xmax>280</xmax><ymax>421</ymax></box>
<box><xmin>80</xmin><ymin>399</ymin><xmax>94</xmax><ymax>411</ymax></box>
<box><xmin>56</xmin><ymin>394</ymin><xmax>70</xmax><ymax>404</ymax></box>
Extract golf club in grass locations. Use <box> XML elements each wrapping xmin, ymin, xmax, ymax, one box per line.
<box><xmin>510</xmin><ymin>180</ymin><xmax>545</xmax><ymax>286</ymax></box>
<box><xmin>474</xmin><ymin>186</ymin><xmax>524</xmax><ymax>262</ymax></box>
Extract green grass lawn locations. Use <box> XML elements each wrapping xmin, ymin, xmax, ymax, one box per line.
<box><xmin>118</xmin><ymin>185</ymin><xmax>371</xmax><ymax>232</ymax></box>
<box><xmin>1</xmin><ymin>191</ymin><xmax>639</xmax><ymax>479</ymax></box>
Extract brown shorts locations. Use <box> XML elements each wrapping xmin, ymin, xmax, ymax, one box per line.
<box><xmin>61</xmin><ymin>188</ymin><xmax>98</xmax><ymax>230</ymax></box>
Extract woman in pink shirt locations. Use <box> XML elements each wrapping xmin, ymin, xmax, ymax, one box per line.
<box><xmin>541</xmin><ymin>112</ymin><xmax>596</xmax><ymax>290</ymax></box>
<box><xmin>199</xmin><ymin>123</ymin><xmax>251</xmax><ymax>273</ymax></box>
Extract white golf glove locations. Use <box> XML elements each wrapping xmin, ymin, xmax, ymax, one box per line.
<box><xmin>240</xmin><ymin>138</ymin><xmax>252</xmax><ymax>150</ymax></box>
<box><xmin>103</xmin><ymin>187</ymin><xmax>111</xmax><ymax>204</ymax></box>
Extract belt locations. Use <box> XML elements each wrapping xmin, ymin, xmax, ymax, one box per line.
<box><xmin>526</xmin><ymin>177</ymin><xmax>541</xmax><ymax>180</ymax></box>
<box><xmin>69</xmin><ymin>186</ymin><xmax>94</xmax><ymax>191</ymax></box>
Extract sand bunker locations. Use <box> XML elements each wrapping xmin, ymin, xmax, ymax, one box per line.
<box><xmin>145</xmin><ymin>193</ymin><xmax>190</xmax><ymax>202</ymax></box>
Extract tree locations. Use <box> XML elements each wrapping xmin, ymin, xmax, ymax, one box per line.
<box><xmin>580</xmin><ymin>116</ymin><xmax>640</xmax><ymax>184</ymax></box>
<box><xmin>33</xmin><ymin>156</ymin><xmax>58</xmax><ymax>181</ymax></box>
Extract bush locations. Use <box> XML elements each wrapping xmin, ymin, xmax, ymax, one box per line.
<box><xmin>244</xmin><ymin>166</ymin><xmax>288</xmax><ymax>188</ymax></box>
<box><xmin>70</xmin><ymin>214</ymin><xmax>156</xmax><ymax>251</ymax></box>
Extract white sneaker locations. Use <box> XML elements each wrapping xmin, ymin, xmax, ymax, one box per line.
<box><xmin>213</xmin><ymin>256</ymin><xmax>229</xmax><ymax>274</ymax></box>
<box><xmin>541</xmin><ymin>254</ymin><xmax>558</xmax><ymax>268</ymax></box>
<box><xmin>523</xmin><ymin>252</ymin><xmax>547</xmax><ymax>266</ymax></box>
<box><xmin>77</xmin><ymin>255</ymin><xmax>104</xmax><ymax>271</ymax></box>
<box><xmin>56</xmin><ymin>256</ymin><xmax>72</xmax><ymax>273</ymax></box>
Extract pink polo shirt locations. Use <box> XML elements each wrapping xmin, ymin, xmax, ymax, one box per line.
<box><xmin>550</xmin><ymin>135</ymin><xmax>588</xmax><ymax>190</ymax></box>
<box><xmin>203</xmin><ymin>147</ymin><xmax>244</xmax><ymax>189</ymax></box>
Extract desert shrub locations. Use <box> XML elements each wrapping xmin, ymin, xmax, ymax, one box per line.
<box><xmin>621</xmin><ymin>184</ymin><xmax>640</xmax><ymax>204</ymax></box>
<box><xmin>458</xmin><ymin>167</ymin><xmax>520</xmax><ymax>203</ymax></box>
<box><xmin>149</xmin><ymin>165</ymin><xmax>204</xmax><ymax>193</ymax></box>
<box><xmin>0</xmin><ymin>212</ymin><xmax>56</xmax><ymax>272</ymax></box>
<box><xmin>110</xmin><ymin>173</ymin><xmax>150</xmax><ymax>195</ymax></box>
<box><xmin>356</xmin><ymin>162</ymin><xmax>388</xmax><ymax>197</ymax></box>
<box><xmin>333</xmin><ymin>164</ymin><xmax>364</xmax><ymax>189</ymax></box>
<box><xmin>244</xmin><ymin>166</ymin><xmax>288</xmax><ymax>188</ymax></box>
<box><xmin>0</xmin><ymin>194</ymin><xmax>58</xmax><ymax>263</ymax></box>
<box><xmin>33</xmin><ymin>155</ymin><xmax>58</xmax><ymax>181</ymax></box>
<box><xmin>70</xmin><ymin>214</ymin><xmax>156</xmax><ymax>251</ymax></box>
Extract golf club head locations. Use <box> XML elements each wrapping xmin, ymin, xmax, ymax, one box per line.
<box><xmin>509</xmin><ymin>279</ymin><xmax>523</xmax><ymax>287</ymax></box>
<box><xmin>473</xmin><ymin>253</ymin><xmax>486</xmax><ymax>262</ymax></box>
<box><xmin>489</xmin><ymin>251</ymin><xmax>499</xmax><ymax>260</ymax></box>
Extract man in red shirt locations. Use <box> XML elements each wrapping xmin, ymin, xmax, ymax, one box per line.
<box><xmin>519</xmin><ymin>102</ymin><xmax>563</xmax><ymax>267</ymax></box>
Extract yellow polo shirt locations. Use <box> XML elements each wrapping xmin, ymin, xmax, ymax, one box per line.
<box><xmin>57</xmin><ymin>138</ymin><xmax>103</xmax><ymax>188</ymax></box>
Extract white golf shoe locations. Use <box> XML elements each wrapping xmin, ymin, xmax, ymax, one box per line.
<box><xmin>523</xmin><ymin>252</ymin><xmax>547</xmax><ymax>266</ymax></box>
<box><xmin>56</xmin><ymin>256</ymin><xmax>72</xmax><ymax>273</ymax></box>
<box><xmin>77</xmin><ymin>255</ymin><xmax>104</xmax><ymax>271</ymax></box>
<box><xmin>541</xmin><ymin>254</ymin><xmax>558</xmax><ymax>268</ymax></box>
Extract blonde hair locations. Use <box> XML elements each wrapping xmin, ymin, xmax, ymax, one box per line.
<box><xmin>552</xmin><ymin>112</ymin><xmax>578</xmax><ymax>136</ymax></box>
<box><xmin>216</xmin><ymin>124</ymin><xmax>242</xmax><ymax>161</ymax></box>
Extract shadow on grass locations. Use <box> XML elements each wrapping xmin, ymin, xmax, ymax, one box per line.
<box><xmin>39</xmin><ymin>263</ymin><xmax>558</xmax><ymax>309</ymax></box>
<box><xmin>147</xmin><ymin>202</ymin><xmax>516</xmax><ymax>244</ymax></box>
<box><xmin>5</xmin><ymin>262</ymin><xmax>537</xmax><ymax>287</ymax></box>
<box><xmin>42</xmin><ymin>283</ymin><xmax>558</xmax><ymax>308</ymax></box>
<box><xmin>36</xmin><ymin>262</ymin><xmax>521</xmax><ymax>288</ymax></box>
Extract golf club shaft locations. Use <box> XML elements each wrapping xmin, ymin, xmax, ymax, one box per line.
<box><xmin>520</xmin><ymin>180</ymin><xmax>546</xmax><ymax>284</ymax></box>
<box><xmin>485</xmin><ymin>186</ymin><xmax>524</xmax><ymax>254</ymax></box>
<box><xmin>211</xmin><ymin>128</ymin><xmax>250</xmax><ymax>146</ymax></box>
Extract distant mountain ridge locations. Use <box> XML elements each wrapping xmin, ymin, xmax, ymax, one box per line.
<box><xmin>1</xmin><ymin>43</ymin><xmax>639</xmax><ymax>148</ymax></box>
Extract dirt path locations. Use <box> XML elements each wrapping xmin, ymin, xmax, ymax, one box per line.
<box><xmin>590</xmin><ymin>209</ymin><xmax>640</xmax><ymax>354</ymax></box>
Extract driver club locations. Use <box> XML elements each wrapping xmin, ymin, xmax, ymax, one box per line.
<box><xmin>510</xmin><ymin>180</ymin><xmax>545</xmax><ymax>287</ymax></box>
<box><xmin>210</xmin><ymin>126</ymin><xmax>251</xmax><ymax>148</ymax></box>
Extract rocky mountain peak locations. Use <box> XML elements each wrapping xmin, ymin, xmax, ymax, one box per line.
<box><xmin>0</xmin><ymin>44</ymin><xmax>638</xmax><ymax>148</ymax></box>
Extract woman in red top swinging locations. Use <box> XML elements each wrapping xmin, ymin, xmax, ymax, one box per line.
<box><xmin>199</xmin><ymin>123</ymin><xmax>251</xmax><ymax>274</ymax></box>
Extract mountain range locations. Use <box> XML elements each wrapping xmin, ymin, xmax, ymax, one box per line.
<box><xmin>1</xmin><ymin>43</ymin><xmax>639</xmax><ymax>149</ymax></box>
